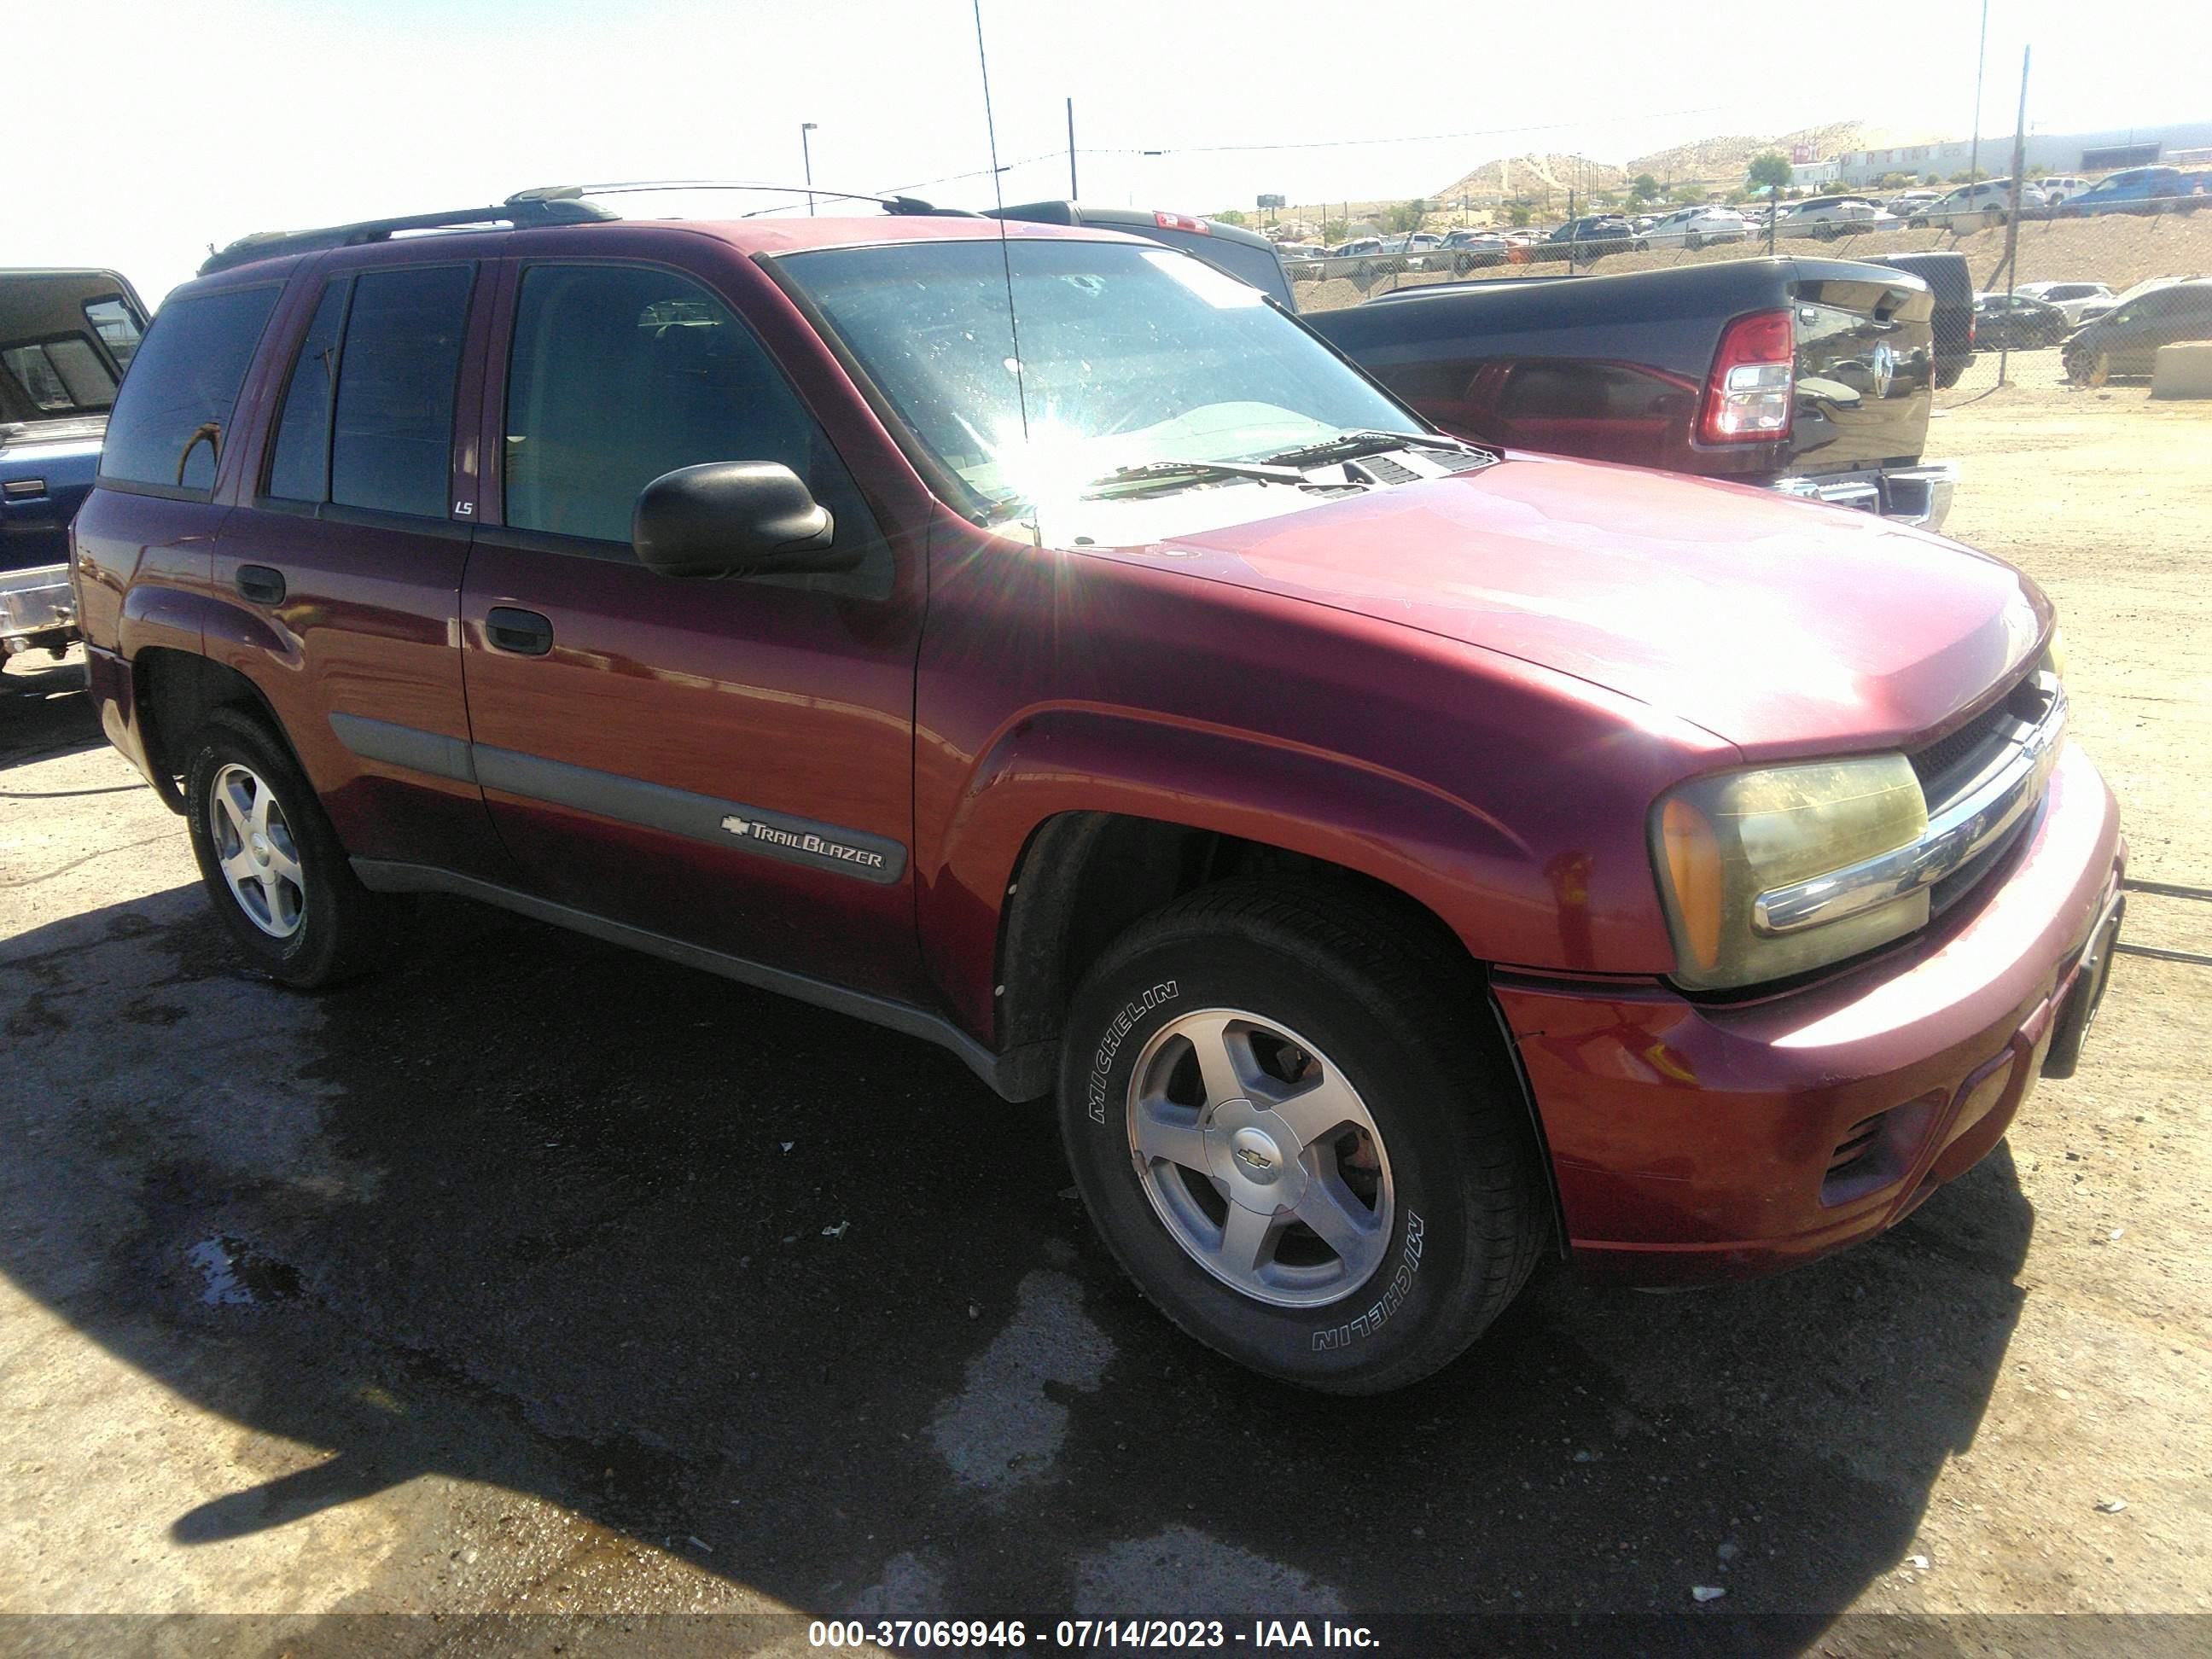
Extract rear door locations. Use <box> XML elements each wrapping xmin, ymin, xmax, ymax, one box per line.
<box><xmin>457</xmin><ymin>247</ymin><xmax>928</xmax><ymax>998</ymax></box>
<box><xmin>211</xmin><ymin>251</ymin><xmax>512</xmax><ymax>883</ymax></box>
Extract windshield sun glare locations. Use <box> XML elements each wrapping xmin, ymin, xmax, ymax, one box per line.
<box><xmin>781</xmin><ymin>238</ymin><xmax>1410</xmax><ymax>526</ymax></box>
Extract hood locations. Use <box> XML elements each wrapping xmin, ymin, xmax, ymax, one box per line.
<box><xmin>1103</xmin><ymin>454</ymin><xmax>2046</xmax><ymax>754</ymax></box>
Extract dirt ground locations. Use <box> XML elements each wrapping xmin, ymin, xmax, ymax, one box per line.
<box><xmin>3</xmin><ymin>379</ymin><xmax>2208</xmax><ymax>1654</ymax></box>
<box><xmin>1297</xmin><ymin>212</ymin><xmax>2212</xmax><ymax>313</ymax></box>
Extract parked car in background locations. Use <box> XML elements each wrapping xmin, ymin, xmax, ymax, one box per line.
<box><xmin>1434</xmin><ymin>229</ymin><xmax>1512</xmax><ymax>269</ymax></box>
<box><xmin>989</xmin><ymin>201</ymin><xmax>1294</xmax><ymax>306</ymax></box>
<box><xmin>2062</xmin><ymin>278</ymin><xmax>2212</xmax><ymax>381</ymax></box>
<box><xmin>2036</xmin><ymin>176</ymin><xmax>2088</xmax><ymax>206</ymax></box>
<box><xmin>1911</xmin><ymin>179</ymin><xmax>2046</xmax><ymax>229</ymax></box>
<box><xmin>2052</xmin><ymin>167</ymin><xmax>2194</xmax><ymax>218</ymax></box>
<box><xmin>1310</xmin><ymin>254</ymin><xmax>1959</xmax><ymax>527</ymax></box>
<box><xmin>1331</xmin><ymin>236</ymin><xmax>1386</xmax><ymax>257</ymax></box>
<box><xmin>1539</xmin><ymin>215</ymin><xmax>1636</xmax><ymax>259</ymax></box>
<box><xmin>1871</xmin><ymin>251</ymin><xmax>1977</xmax><ymax>388</ymax></box>
<box><xmin>2076</xmin><ymin>272</ymin><xmax>2211</xmax><ymax>326</ymax></box>
<box><xmin>1886</xmin><ymin>189</ymin><xmax>1942</xmax><ymax>218</ymax></box>
<box><xmin>1274</xmin><ymin>242</ymin><xmax>1329</xmax><ymax>262</ymax></box>
<box><xmin>2058</xmin><ymin>166</ymin><xmax>2203</xmax><ymax>217</ymax></box>
<box><xmin>2</xmin><ymin>269</ymin><xmax>148</xmax><ymax>659</ymax></box>
<box><xmin>1639</xmin><ymin>205</ymin><xmax>1751</xmax><ymax>248</ymax></box>
<box><xmin>1973</xmin><ymin>291</ymin><xmax>2071</xmax><ymax>351</ymax></box>
<box><xmin>2014</xmin><ymin>280</ymin><xmax>2116</xmax><ymax>326</ymax></box>
<box><xmin>1776</xmin><ymin>196</ymin><xmax>1900</xmax><ymax>239</ymax></box>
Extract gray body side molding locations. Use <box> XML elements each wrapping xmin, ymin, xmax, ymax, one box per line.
<box><xmin>329</xmin><ymin>714</ymin><xmax>907</xmax><ymax>885</ymax></box>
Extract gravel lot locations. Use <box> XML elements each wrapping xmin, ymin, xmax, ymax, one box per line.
<box><xmin>3</xmin><ymin>377</ymin><xmax>2207</xmax><ymax>1653</ymax></box>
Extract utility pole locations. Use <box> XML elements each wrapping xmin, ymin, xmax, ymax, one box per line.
<box><xmin>1066</xmin><ymin>98</ymin><xmax>1079</xmax><ymax>199</ymax></box>
<box><xmin>1999</xmin><ymin>45</ymin><xmax>2031</xmax><ymax>387</ymax></box>
<box><xmin>801</xmin><ymin>121</ymin><xmax>818</xmax><ymax>215</ymax></box>
<box><xmin>1967</xmin><ymin>0</ymin><xmax>1989</xmax><ymax>185</ymax></box>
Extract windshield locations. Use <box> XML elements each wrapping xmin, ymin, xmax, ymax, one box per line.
<box><xmin>780</xmin><ymin>238</ymin><xmax>1412</xmax><ymax>524</ymax></box>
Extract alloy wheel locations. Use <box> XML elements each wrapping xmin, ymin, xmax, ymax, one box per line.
<box><xmin>1125</xmin><ymin>1007</ymin><xmax>1394</xmax><ymax>1308</ymax></box>
<box><xmin>208</xmin><ymin>762</ymin><xmax>306</xmax><ymax>939</ymax></box>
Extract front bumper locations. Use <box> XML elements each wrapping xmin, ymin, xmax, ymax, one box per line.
<box><xmin>0</xmin><ymin>562</ymin><xmax>76</xmax><ymax>649</ymax></box>
<box><xmin>1771</xmin><ymin>460</ymin><xmax>1959</xmax><ymax>532</ymax></box>
<box><xmin>1496</xmin><ymin>741</ymin><xmax>2122</xmax><ymax>1284</ymax></box>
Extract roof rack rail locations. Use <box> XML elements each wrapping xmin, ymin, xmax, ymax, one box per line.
<box><xmin>198</xmin><ymin>192</ymin><xmax>617</xmax><ymax>276</ymax></box>
<box><xmin>196</xmin><ymin>180</ymin><xmax>983</xmax><ymax>277</ymax></box>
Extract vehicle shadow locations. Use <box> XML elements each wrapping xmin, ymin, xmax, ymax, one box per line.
<box><xmin>0</xmin><ymin>650</ymin><xmax>102</xmax><ymax>770</ymax></box>
<box><xmin>0</xmin><ymin>882</ymin><xmax>2035</xmax><ymax>1635</ymax></box>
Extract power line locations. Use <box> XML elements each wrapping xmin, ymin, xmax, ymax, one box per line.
<box><xmin>1123</xmin><ymin>102</ymin><xmax>1742</xmax><ymax>156</ymax></box>
<box><xmin>880</xmin><ymin>99</ymin><xmax>1752</xmax><ymax>198</ymax></box>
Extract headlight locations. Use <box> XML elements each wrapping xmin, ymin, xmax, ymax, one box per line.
<box><xmin>1650</xmin><ymin>754</ymin><xmax>1930</xmax><ymax>991</ymax></box>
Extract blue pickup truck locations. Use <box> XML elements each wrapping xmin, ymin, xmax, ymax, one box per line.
<box><xmin>2</xmin><ymin>269</ymin><xmax>148</xmax><ymax>659</ymax></box>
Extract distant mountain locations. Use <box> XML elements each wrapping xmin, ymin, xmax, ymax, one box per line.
<box><xmin>1431</xmin><ymin>153</ymin><xmax>1625</xmax><ymax>205</ymax></box>
<box><xmin>1433</xmin><ymin>120</ymin><xmax>1943</xmax><ymax>203</ymax></box>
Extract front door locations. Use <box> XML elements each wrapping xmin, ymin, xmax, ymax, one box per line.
<box><xmin>458</xmin><ymin>254</ymin><xmax>926</xmax><ymax>1000</ymax></box>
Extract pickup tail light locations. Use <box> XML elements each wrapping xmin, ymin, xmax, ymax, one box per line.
<box><xmin>1700</xmin><ymin>308</ymin><xmax>1795</xmax><ymax>444</ymax></box>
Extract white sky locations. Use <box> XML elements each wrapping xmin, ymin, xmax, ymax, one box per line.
<box><xmin>8</xmin><ymin>0</ymin><xmax>2207</xmax><ymax>306</ymax></box>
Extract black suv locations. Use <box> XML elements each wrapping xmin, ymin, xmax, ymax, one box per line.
<box><xmin>1541</xmin><ymin>216</ymin><xmax>1636</xmax><ymax>259</ymax></box>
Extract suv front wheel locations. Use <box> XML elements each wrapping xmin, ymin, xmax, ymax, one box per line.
<box><xmin>1057</xmin><ymin>882</ymin><xmax>1546</xmax><ymax>1394</ymax></box>
<box><xmin>183</xmin><ymin>707</ymin><xmax>402</xmax><ymax>987</ymax></box>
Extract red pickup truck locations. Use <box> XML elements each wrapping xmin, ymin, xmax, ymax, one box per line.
<box><xmin>73</xmin><ymin>194</ymin><xmax>2123</xmax><ymax>1393</ymax></box>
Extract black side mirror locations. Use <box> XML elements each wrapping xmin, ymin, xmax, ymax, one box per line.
<box><xmin>632</xmin><ymin>461</ymin><xmax>857</xmax><ymax>580</ymax></box>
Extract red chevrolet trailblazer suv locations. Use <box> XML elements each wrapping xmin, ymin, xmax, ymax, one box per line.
<box><xmin>73</xmin><ymin>189</ymin><xmax>2124</xmax><ymax>1393</ymax></box>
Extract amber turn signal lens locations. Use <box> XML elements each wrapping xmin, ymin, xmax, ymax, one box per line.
<box><xmin>1661</xmin><ymin>796</ymin><xmax>1725</xmax><ymax>972</ymax></box>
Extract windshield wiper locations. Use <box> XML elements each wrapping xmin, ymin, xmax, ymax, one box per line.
<box><xmin>1084</xmin><ymin>458</ymin><xmax>1308</xmax><ymax>494</ymax></box>
<box><xmin>1259</xmin><ymin>428</ymin><xmax>1490</xmax><ymax>468</ymax></box>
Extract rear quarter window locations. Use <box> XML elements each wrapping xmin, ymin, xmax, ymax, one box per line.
<box><xmin>100</xmin><ymin>285</ymin><xmax>282</xmax><ymax>493</ymax></box>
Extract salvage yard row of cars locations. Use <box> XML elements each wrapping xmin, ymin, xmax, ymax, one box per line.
<box><xmin>8</xmin><ymin>176</ymin><xmax>2133</xmax><ymax>1393</ymax></box>
<box><xmin>1284</xmin><ymin>164</ymin><xmax>2209</xmax><ymax>274</ymax></box>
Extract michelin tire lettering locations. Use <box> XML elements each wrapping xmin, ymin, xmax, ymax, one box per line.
<box><xmin>1089</xmin><ymin>981</ymin><xmax>1179</xmax><ymax>1123</ymax></box>
<box><xmin>1312</xmin><ymin>1210</ymin><xmax>1423</xmax><ymax>1350</ymax></box>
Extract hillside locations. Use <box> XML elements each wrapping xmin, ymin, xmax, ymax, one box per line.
<box><xmin>1429</xmin><ymin>152</ymin><xmax>1626</xmax><ymax>206</ymax></box>
<box><xmin>1431</xmin><ymin>120</ymin><xmax>1943</xmax><ymax>203</ymax></box>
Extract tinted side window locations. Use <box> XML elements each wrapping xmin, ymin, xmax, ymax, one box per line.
<box><xmin>265</xmin><ymin>282</ymin><xmax>349</xmax><ymax>504</ymax></box>
<box><xmin>503</xmin><ymin>263</ymin><xmax>884</xmax><ymax>589</ymax></box>
<box><xmin>330</xmin><ymin>265</ymin><xmax>474</xmax><ymax>519</ymax></box>
<box><xmin>100</xmin><ymin>285</ymin><xmax>281</xmax><ymax>492</ymax></box>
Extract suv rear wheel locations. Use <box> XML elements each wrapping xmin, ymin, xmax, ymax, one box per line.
<box><xmin>183</xmin><ymin>707</ymin><xmax>401</xmax><ymax>987</ymax></box>
<box><xmin>1057</xmin><ymin>882</ymin><xmax>1546</xmax><ymax>1394</ymax></box>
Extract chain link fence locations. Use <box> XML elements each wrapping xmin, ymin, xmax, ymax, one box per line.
<box><xmin>1287</xmin><ymin>199</ymin><xmax>2212</xmax><ymax>402</ymax></box>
